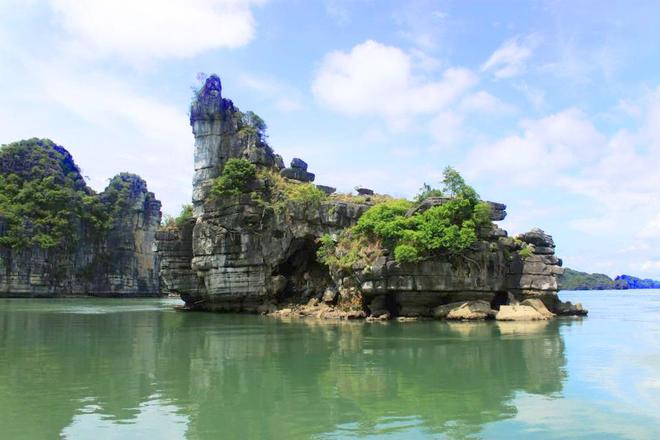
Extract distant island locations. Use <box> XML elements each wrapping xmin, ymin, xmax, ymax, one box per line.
<box><xmin>559</xmin><ymin>268</ymin><xmax>660</xmax><ymax>290</ymax></box>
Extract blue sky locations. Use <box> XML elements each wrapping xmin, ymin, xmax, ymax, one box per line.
<box><xmin>2</xmin><ymin>0</ymin><xmax>660</xmax><ymax>278</ymax></box>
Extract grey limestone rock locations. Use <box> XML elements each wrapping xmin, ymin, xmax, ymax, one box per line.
<box><xmin>316</xmin><ymin>185</ymin><xmax>336</xmax><ymax>195</ymax></box>
<box><xmin>356</xmin><ymin>188</ymin><xmax>374</xmax><ymax>196</ymax></box>
<box><xmin>291</xmin><ymin>158</ymin><xmax>308</xmax><ymax>170</ymax></box>
<box><xmin>154</xmin><ymin>74</ymin><xmax>587</xmax><ymax>320</ymax></box>
<box><xmin>1</xmin><ymin>171</ymin><xmax>162</xmax><ymax>297</ymax></box>
<box><xmin>280</xmin><ymin>167</ymin><xmax>315</xmax><ymax>182</ymax></box>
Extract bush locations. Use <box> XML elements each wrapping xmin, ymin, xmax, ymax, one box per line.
<box><xmin>257</xmin><ymin>169</ymin><xmax>328</xmax><ymax>211</ymax></box>
<box><xmin>284</xmin><ymin>181</ymin><xmax>327</xmax><ymax>205</ymax></box>
<box><xmin>519</xmin><ymin>246</ymin><xmax>533</xmax><ymax>259</ymax></box>
<box><xmin>176</xmin><ymin>204</ymin><xmax>194</xmax><ymax>227</ymax></box>
<box><xmin>330</xmin><ymin>168</ymin><xmax>492</xmax><ymax>264</ymax></box>
<box><xmin>415</xmin><ymin>183</ymin><xmax>444</xmax><ymax>203</ymax></box>
<box><xmin>316</xmin><ymin>234</ymin><xmax>337</xmax><ymax>266</ymax></box>
<box><xmin>317</xmin><ymin>230</ymin><xmax>382</xmax><ymax>270</ymax></box>
<box><xmin>394</xmin><ymin>244</ymin><xmax>420</xmax><ymax>263</ymax></box>
<box><xmin>353</xmin><ymin>199</ymin><xmax>413</xmax><ymax>245</ymax></box>
<box><xmin>212</xmin><ymin>158</ymin><xmax>257</xmax><ymax>197</ymax></box>
<box><xmin>161</xmin><ymin>204</ymin><xmax>194</xmax><ymax>230</ymax></box>
<box><xmin>239</xmin><ymin>111</ymin><xmax>268</xmax><ymax>140</ymax></box>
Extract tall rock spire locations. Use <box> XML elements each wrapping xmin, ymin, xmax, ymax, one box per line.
<box><xmin>189</xmin><ymin>74</ymin><xmax>281</xmax><ymax>215</ymax></box>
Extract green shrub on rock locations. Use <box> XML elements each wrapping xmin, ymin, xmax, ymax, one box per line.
<box><xmin>212</xmin><ymin>158</ymin><xmax>257</xmax><ymax>197</ymax></box>
<box><xmin>322</xmin><ymin>167</ymin><xmax>492</xmax><ymax>266</ymax></box>
<box><xmin>162</xmin><ymin>204</ymin><xmax>194</xmax><ymax>230</ymax></box>
<box><xmin>415</xmin><ymin>182</ymin><xmax>444</xmax><ymax>203</ymax></box>
<box><xmin>519</xmin><ymin>246</ymin><xmax>533</xmax><ymax>259</ymax></box>
<box><xmin>394</xmin><ymin>243</ymin><xmax>421</xmax><ymax>263</ymax></box>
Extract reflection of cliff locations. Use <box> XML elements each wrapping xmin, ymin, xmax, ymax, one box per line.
<box><xmin>163</xmin><ymin>318</ymin><xmax>567</xmax><ymax>439</ymax></box>
<box><xmin>0</xmin><ymin>302</ymin><xmax>172</xmax><ymax>439</ymax></box>
<box><xmin>0</xmin><ymin>304</ymin><xmax>569</xmax><ymax>439</ymax></box>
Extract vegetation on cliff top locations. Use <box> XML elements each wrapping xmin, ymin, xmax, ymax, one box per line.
<box><xmin>318</xmin><ymin>167</ymin><xmax>492</xmax><ymax>266</ymax></box>
<box><xmin>211</xmin><ymin>158</ymin><xmax>327</xmax><ymax>210</ymax></box>
<box><xmin>208</xmin><ymin>158</ymin><xmax>491</xmax><ymax>267</ymax></box>
<box><xmin>162</xmin><ymin>204</ymin><xmax>194</xmax><ymax>230</ymax></box>
<box><xmin>0</xmin><ymin>139</ymin><xmax>153</xmax><ymax>251</ymax></box>
<box><xmin>212</xmin><ymin>158</ymin><xmax>258</xmax><ymax>197</ymax></box>
<box><xmin>0</xmin><ymin>139</ymin><xmax>109</xmax><ymax>249</ymax></box>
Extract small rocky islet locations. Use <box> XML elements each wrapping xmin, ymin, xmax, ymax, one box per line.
<box><xmin>0</xmin><ymin>74</ymin><xmax>586</xmax><ymax>321</ymax></box>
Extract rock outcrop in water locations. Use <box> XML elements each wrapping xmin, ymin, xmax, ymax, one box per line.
<box><xmin>0</xmin><ymin>139</ymin><xmax>162</xmax><ymax>296</ymax></box>
<box><xmin>156</xmin><ymin>75</ymin><xmax>586</xmax><ymax>319</ymax></box>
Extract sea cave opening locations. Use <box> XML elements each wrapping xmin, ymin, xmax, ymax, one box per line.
<box><xmin>273</xmin><ymin>236</ymin><xmax>333</xmax><ymax>303</ymax></box>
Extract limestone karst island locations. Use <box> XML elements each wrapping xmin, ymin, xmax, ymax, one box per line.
<box><xmin>5</xmin><ymin>2</ymin><xmax>660</xmax><ymax>438</ymax></box>
<box><xmin>1</xmin><ymin>75</ymin><xmax>585</xmax><ymax>323</ymax></box>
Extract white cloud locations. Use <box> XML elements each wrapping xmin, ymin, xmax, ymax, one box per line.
<box><xmin>312</xmin><ymin>40</ymin><xmax>477</xmax><ymax>125</ymax></box>
<box><xmin>463</xmin><ymin>108</ymin><xmax>603</xmax><ymax>184</ymax></box>
<box><xmin>641</xmin><ymin>260</ymin><xmax>660</xmax><ymax>272</ymax></box>
<box><xmin>638</xmin><ymin>213</ymin><xmax>660</xmax><ymax>239</ymax></box>
<box><xmin>460</xmin><ymin>91</ymin><xmax>513</xmax><ymax>113</ymax></box>
<box><xmin>541</xmin><ymin>37</ymin><xmax>622</xmax><ymax>84</ymax></box>
<box><xmin>515</xmin><ymin>82</ymin><xmax>546</xmax><ymax>111</ymax></box>
<box><xmin>49</xmin><ymin>0</ymin><xmax>266</xmax><ymax>61</ymax></box>
<box><xmin>1</xmin><ymin>47</ymin><xmax>195</xmax><ymax>214</ymax></box>
<box><xmin>38</xmin><ymin>65</ymin><xmax>189</xmax><ymax>144</ymax></box>
<box><xmin>482</xmin><ymin>35</ymin><xmax>540</xmax><ymax>79</ymax></box>
<box><xmin>428</xmin><ymin>111</ymin><xmax>464</xmax><ymax>150</ymax></box>
<box><xmin>570</xmin><ymin>216</ymin><xmax>620</xmax><ymax>235</ymax></box>
<box><xmin>238</xmin><ymin>74</ymin><xmax>304</xmax><ymax>112</ymax></box>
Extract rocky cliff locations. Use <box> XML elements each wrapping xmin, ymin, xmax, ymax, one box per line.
<box><xmin>156</xmin><ymin>75</ymin><xmax>586</xmax><ymax>320</ymax></box>
<box><xmin>0</xmin><ymin>139</ymin><xmax>162</xmax><ymax>296</ymax></box>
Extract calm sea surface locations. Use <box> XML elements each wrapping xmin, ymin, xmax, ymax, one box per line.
<box><xmin>0</xmin><ymin>291</ymin><xmax>659</xmax><ymax>439</ymax></box>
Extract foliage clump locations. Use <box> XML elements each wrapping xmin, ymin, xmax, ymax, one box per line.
<box><xmin>518</xmin><ymin>246</ymin><xmax>533</xmax><ymax>259</ymax></box>
<box><xmin>162</xmin><ymin>204</ymin><xmax>194</xmax><ymax>230</ymax></box>
<box><xmin>0</xmin><ymin>139</ymin><xmax>110</xmax><ymax>249</ymax></box>
<box><xmin>317</xmin><ymin>232</ymin><xmax>383</xmax><ymax>270</ymax></box>
<box><xmin>237</xmin><ymin>111</ymin><xmax>268</xmax><ymax>142</ymax></box>
<box><xmin>414</xmin><ymin>183</ymin><xmax>444</xmax><ymax>203</ymax></box>
<box><xmin>318</xmin><ymin>167</ymin><xmax>492</xmax><ymax>266</ymax></box>
<box><xmin>101</xmin><ymin>173</ymin><xmax>148</xmax><ymax>216</ymax></box>
<box><xmin>257</xmin><ymin>169</ymin><xmax>327</xmax><ymax>210</ymax></box>
<box><xmin>210</xmin><ymin>160</ymin><xmax>328</xmax><ymax>212</ymax></box>
<box><xmin>211</xmin><ymin>158</ymin><xmax>257</xmax><ymax>197</ymax></box>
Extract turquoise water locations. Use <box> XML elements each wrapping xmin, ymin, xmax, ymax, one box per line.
<box><xmin>0</xmin><ymin>291</ymin><xmax>659</xmax><ymax>439</ymax></box>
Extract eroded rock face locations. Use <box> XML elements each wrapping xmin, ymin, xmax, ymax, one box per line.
<box><xmin>0</xmin><ymin>171</ymin><xmax>162</xmax><ymax>297</ymax></box>
<box><xmin>190</xmin><ymin>74</ymin><xmax>279</xmax><ymax>214</ymax></box>
<box><xmin>155</xmin><ymin>75</ymin><xmax>586</xmax><ymax>319</ymax></box>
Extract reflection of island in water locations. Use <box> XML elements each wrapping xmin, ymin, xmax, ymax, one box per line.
<box><xmin>0</xmin><ymin>301</ymin><xmax>572</xmax><ymax>439</ymax></box>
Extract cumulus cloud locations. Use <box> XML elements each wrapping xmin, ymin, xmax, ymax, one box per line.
<box><xmin>428</xmin><ymin>111</ymin><xmax>464</xmax><ymax>150</ymax></box>
<box><xmin>459</xmin><ymin>90</ymin><xmax>513</xmax><ymax>113</ymax></box>
<box><xmin>238</xmin><ymin>73</ymin><xmax>304</xmax><ymax>112</ymax></box>
<box><xmin>641</xmin><ymin>260</ymin><xmax>660</xmax><ymax>272</ymax></box>
<box><xmin>482</xmin><ymin>34</ymin><xmax>540</xmax><ymax>79</ymax></box>
<box><xmin>639</xmin><ymin>214</ymin><xmax>660</xmax><ymax>239</ymax></box>
<box><xmin>37</xmin><ymin>65</ymin><xmax>189</xmax><ymax>144</ymax></box>
<box><xmin>49</xmin><ymin>0</ymin><xmax>266</xmax><ymax>61</ymax></box>
<box><xmin>312</xmin><ymin>40</ymin><xmax>477</xmax><ymax>124</ymax></box>
<box><xmin>463</xmin><ymin>108</ymin><xmax>603</xmax><ymax>184</ymax></box>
